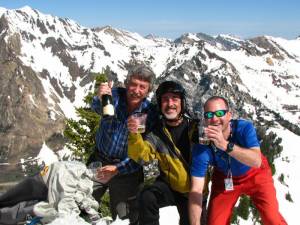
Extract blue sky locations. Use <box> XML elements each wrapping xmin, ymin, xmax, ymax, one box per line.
<box><xmin>1</xmin><ymin>0</ymin><xmax>300</xmax><ymax>39</ymax></box>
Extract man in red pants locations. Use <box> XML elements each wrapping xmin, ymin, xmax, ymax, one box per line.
<box><xmin>189</xmin><ymin>96</ymin><xmax>287</xmax><ymax>225</ymax></box>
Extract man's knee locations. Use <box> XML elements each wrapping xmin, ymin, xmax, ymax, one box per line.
<box><xmin>140</xmin><ymin>189</ymin><xmax>157</xmax><ymax>206</ymax></box>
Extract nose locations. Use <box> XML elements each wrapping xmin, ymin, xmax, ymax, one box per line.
<box><xmin>208</xmin><ymin>116</ymin><xmax>219</xmax><ymax>124</ymax></box>
<box><xmin>167</xmin><ymin>99</ymin><xmax>178</xmax><ymax>107</ymax></box>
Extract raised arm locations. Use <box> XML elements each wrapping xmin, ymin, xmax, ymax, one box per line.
<box><xmin>206</xmin><ymin>124</ymin><xmax>261</xmax><ymax>168</ymax></box>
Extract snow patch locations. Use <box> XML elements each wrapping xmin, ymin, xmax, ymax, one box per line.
<box><xmin>37</xmin><ymin>143</ymin><xmax>59</xmax><ymax>166</ymax></box>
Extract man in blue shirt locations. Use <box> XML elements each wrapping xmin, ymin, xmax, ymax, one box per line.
<box><xmin>90</xmin><ymin>64</ymin><xmax>157</xmax><ymax>224</ymax></box>
<box><xmin>189</xmin><ymin>96</ymin><xmax>287</xmax><ymax>225</ymax></box>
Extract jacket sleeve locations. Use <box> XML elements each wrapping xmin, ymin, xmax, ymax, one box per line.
<box><xmin>91</xmin><ymin>96</ymin><xmax>102</xmax><ymax>115</ymax></box>
<box><xmin>128</xmin><ymin>133</ymin><xmax>157</xmax><ymax>164</ymax></box>
<box><xmin>115</xmin><ymin>157</ymin><xmax>141</xmax><ymax>174</ymax></box>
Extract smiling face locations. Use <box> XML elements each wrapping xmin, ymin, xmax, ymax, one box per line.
<box><xmin>126</xmin><ymin>76</ymin><xmax>150</xmax><ymax>108</ymax></box>
<box><xmin>204</xmin><ymin>98</ymin><xmax>232</xmax><ymax>133</ymax></box>
<box><xmin>160</xmin><ymin>92</ymin><xmax>182</xmax><ymax>120</ymax></box>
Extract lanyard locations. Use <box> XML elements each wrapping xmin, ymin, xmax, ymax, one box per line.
<box><xmin>226</xmin><ymin>121</ymin><xmax>234</xmax><ymax>178</ymax></box>
<box><xmin>226</xmin><ymin>157</ymin><xmax>232</xmax><ymax>179</ymax></box>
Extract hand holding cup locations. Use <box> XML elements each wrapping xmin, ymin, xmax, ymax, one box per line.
<box><xmin>88</xmin><ymin>161</ymin><xmax>103</xmax><ymax>182</ymax></box>
<box><xmin>128</xmin><ymin>113</ymin><xmax>147</xmax><ymax>133</ymax></box>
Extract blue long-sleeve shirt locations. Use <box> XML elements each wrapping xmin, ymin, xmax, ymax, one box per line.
<box><xmin>91</xmin><ymin>87</ymin><xmax>157</xmax><ymax>175</ymax></box>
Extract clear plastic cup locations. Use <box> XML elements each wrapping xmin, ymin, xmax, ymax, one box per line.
<box><xmin>131</xmin><ymin>113</ymin><xmax>147</xmax><ymax>133</ymax></box>
<box><xmin>88</xmin><ymin>161</ymin><xmax>103</xmax><ymax>181</ymax></box>
<box><xmin>198</xmin><ymin>120</ymin><xmax>210</xmax><ymax>145</ymax></box>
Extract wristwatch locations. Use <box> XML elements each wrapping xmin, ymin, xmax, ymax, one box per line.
<box><xmin>226</xmin><ymin>142</ymin><xmax>235</xmax><ymax>153</ymax></box>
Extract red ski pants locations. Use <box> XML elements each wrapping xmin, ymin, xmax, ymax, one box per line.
<box><xmin>207</xmin><ymin>156</ymin><xmax>287</xmax><ymax>225</ymax></box>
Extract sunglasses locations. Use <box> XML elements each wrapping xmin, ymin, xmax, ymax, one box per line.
<box><xmin>204</xmin><ymin>110</ymin><xmax>228</xmax><ymax>119</ymax></box>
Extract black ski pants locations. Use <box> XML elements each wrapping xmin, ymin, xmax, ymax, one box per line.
<box><xmin>0</xmin><ymin>174</ymin><xmax>47</xmax><ymax>224</ymax></box>
<box><xmin>138</xmin><ymin>179</ymin><xmax>190</xmax><ymax>225</ymax></box>
<box><xmin>0</xmin><ymin>174</ymin><xmax>47</xmax><ymax>208</ymax></box>
<box><xmin>92</xmin><ymin>169</ymin><xmax>143</xmax><ymax>225</ymax></box>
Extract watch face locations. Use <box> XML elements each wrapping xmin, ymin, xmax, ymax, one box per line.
<box><xmin>227</xmin><ymin>142</ymin><xmax>234</xmax><ymax>152</ymax></box>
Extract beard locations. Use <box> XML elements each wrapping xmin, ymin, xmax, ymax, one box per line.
<box><xmin>163</xmin><ymin>105</ymin><xmax>180</xmax><ymax>120</ymax></box>
<box><xmin>163</xmin><ymin>111</ymin><xmax>179</xmax><ymax>120</ymax></box>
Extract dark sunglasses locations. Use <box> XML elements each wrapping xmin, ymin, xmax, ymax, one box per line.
<box><xmin>204</xmin><ymin>110</ymin><xmax>228</xmax><ymax>119</ymax></box>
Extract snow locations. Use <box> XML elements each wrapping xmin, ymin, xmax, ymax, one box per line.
<box><xmin>268</xmin><ymin>36</ymin><xmax>300</xmax><ymax>59</ymax></box>
<box><xmin>0</xmin><ymin>7</ymin><xmax>6</xmax><ymax>16</ymax></box>
<box><xmin>204</xmin><ymin>42</ymin><xmax>300</xmax><ymax>125</ymax></box>
<box><xmin>37</xmin><ymin>143</ymin><xmax>59</xmax><ymax>166</ymax></box>
<box><xmin>45</xmin><ymin>206</ymin><xmax>179</xmax><ymax>225</ymax></box>
<box><xmin>270</xmin><ymin>127</ymin><xmax>300</xmax><ymax>225</ymax></box>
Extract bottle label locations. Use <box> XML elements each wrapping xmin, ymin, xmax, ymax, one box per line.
<box><xmin>103</xmin><ymin>104</ymin><xmax>114</xmax><ymax>116</ymax></box>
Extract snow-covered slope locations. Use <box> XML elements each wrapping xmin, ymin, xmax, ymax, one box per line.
<box><xmin>1</xmin><ymin>7</ymin><xmax>299</xmax><ymax>123</ymax></box>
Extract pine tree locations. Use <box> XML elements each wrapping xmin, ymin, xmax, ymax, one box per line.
<box><xmin>64</xmin><ymin>71</ymin><xmax>108</xmax><ymax>161</ymax></box>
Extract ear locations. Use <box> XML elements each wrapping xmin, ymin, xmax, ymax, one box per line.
<box><xmin>227</xmin><ymin>111</ymin><xmax>233</xmax><ymax>119</ymax></box>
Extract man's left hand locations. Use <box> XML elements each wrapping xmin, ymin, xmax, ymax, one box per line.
<box><xmin>97</xmin><ymin>165</ymin><xmax>119</xmax><ymax>183</ymax></box>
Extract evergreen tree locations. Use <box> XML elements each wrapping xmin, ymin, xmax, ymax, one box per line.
<box><xmin>64</xmin><ymin>71</ymin><xmax>108</xmax><ymax>161</ymax></box>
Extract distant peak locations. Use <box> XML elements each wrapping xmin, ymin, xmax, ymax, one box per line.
<box><xmin>174</xmin><ymin>32</ymin><xmax>201</xmax><ymax>44</ymax></box>
<box><xmin>93</xmin><ymin>25</ymin><xmax>114</xmax><ymax>32</ymax></box>
<box><xmin>145</xmin><ymin>34</ymin><xmax>158</xmax><ymax>39</ymax></box>
<box><xmin>18</xmin><ymin>5</ymin><xmax>36</xmax><ymax>13</ymax></box>
<box><xmin>19</xmin><ymin>5</ymin><xmax>33</xmax><ymax>10</ymax></box>
<box><xmin>17</xmin><ymin>5</ymin><xmax>41</xmax><ymax>16</ymax></box>
<box><xmin>0</xmin><ymin>7</ymin><xmax>7</xmax><ymax>16</ymax></box>
<box><xmin>217</xmin><ymin>34</ymin><xmax>243</xmax><ymax>41</ymax></box>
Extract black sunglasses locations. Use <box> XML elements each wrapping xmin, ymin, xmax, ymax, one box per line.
<box><xmin>204</xmin><ymin>110</ymin><xmax>228</xmax><ymax>119</ymax></box>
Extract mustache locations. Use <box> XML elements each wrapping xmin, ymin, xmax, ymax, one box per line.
<box><xmin>129</xmin><ymin>92</ymin><xmax>142</xmax><ymax>98</ymax></box>
<box><xmin>166</xmin><ymin>105</ymin><xmax>177</xmax><ymax>110</ymax></box>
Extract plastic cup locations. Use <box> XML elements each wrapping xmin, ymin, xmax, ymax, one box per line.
<box><xmin>131</xmin><ymin>113</ymin><xmax>147</xmax><ymax>133</ymax></box>
<box><xmin>198</xmin><ymin>120</ymin><xmax>210</xmax><ymax>145</ymax></box>
<box><xmin>88</xmin><ymin>161</ymin><xmax>103</xmax><ymax>181</ymax></box>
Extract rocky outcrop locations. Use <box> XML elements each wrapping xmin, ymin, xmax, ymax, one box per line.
<box><xmin>0</xmin><ymin>30</ymin><xmax>65</xmax><ymax>179</ymax></box>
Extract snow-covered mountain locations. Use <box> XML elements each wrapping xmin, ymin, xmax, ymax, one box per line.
<box><xmin>0</xmin><ymin>6</ymin><xmax>299</xmax><ymax>224</ymax></box>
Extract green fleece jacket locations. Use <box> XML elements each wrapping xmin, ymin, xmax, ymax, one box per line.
<box><xmin>128</xmin><ymin>118</ymin><xmax>197</xmax><ymax>193</ymax></box>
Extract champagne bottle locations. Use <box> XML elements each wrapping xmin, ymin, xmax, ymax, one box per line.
<box><xmin>101</xmin><ymin>82</ymin><xmax>114</xmax><ymax>117</ymax></box>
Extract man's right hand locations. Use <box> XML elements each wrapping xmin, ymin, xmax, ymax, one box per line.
<box><xmin>127</xmin><ymin>116</ymin><xmax>139</xmax><ymax>133</ymax></box>
<box><xmin>98</xmin><ymin>81</ymin><xmax>113</xmax><ymax>99</ymax></box>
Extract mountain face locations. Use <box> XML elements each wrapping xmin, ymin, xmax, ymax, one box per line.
<box><xmin>0</xmin><ymin>7</ymin><xmax>300</xmax><ymax>171</ymax></box>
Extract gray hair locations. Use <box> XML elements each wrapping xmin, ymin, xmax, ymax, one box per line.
<box><xmin>124</xmin><ymin>64</ymin><xmax>155</xmax><ymax>92</ymax></box>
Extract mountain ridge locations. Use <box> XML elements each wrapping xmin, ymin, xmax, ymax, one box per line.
<box><xmin>1</xmin><ymin>6</ymin><xmax>299</xmax><ymax>161</ymax></box>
